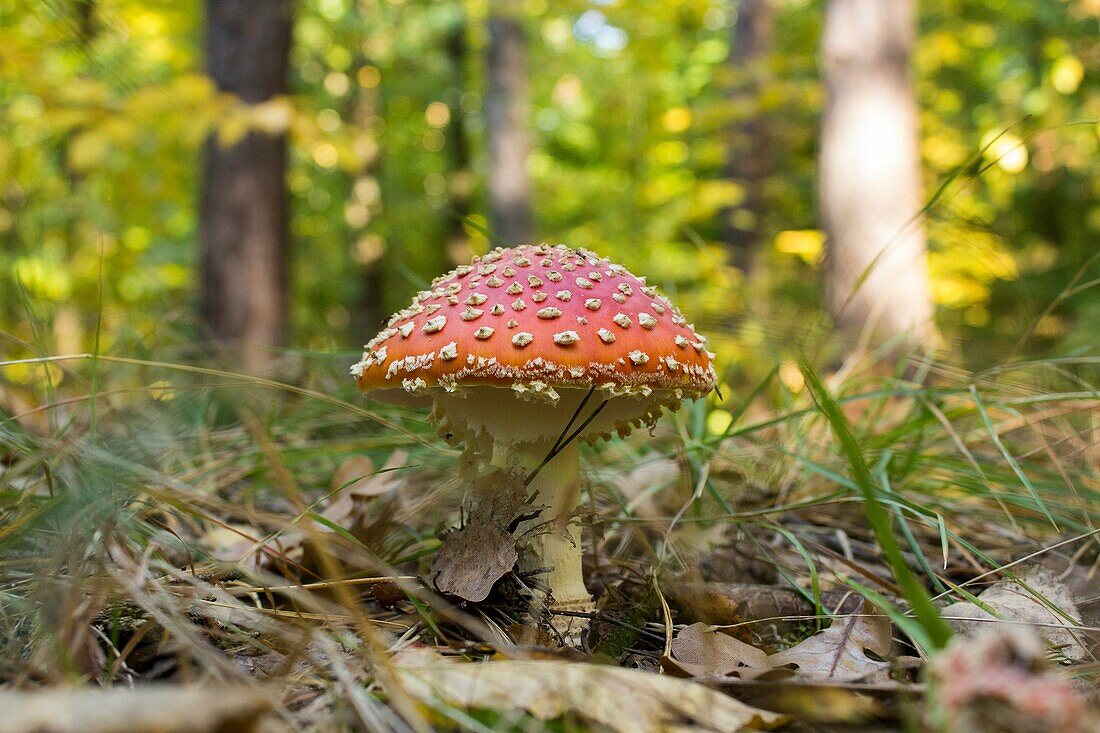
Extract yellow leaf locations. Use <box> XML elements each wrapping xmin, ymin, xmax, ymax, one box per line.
<box><xmin>148</xmin><ymin>380</ymin><xmax>176</xmax><ymax>402</ymax></box>
<box><xmin>67</xmin><ymin>130</ymin><xmax>110</xmax><ymax>172</ymax></box>
<box><xmin>662</xmin><ymin>106</ymin><xmax>692</xmax><ymax>133</ymax></box>
<box><xmin>63</xmin><ymin>78</ymin><xmax>110</xmax><ymax>106</ymax></box>
<box><xmin>1051</xmin><ymin>55</ymin><xmax>1084</xmax><ymax>94</ymax></box>
<box><xmin>216</xmin><ymin>110</ymin><xmax>250</xmax><ymax>147</ymax></box>
<box><xmin>694</xmin><ymin>180</ymin><xmax>745</xmax><ymax>212</ymax></box>
<box><xmin>774</xmin><ymin>230</ymin><xmax>824</xmax><ymax>266</ymax></box>
<box><xmin>249</xmin><ymin>97</ymin><xmax>293</xmax><ymax>135</ymax></box>
<box><xmin>650</xmin><ymin>140</ymin><xmax>689</xmax><ymax>166</ymax></box>
<box><xmin>706</xmin><ymin>409</ymin><xmax>733</xmax><ymax>435</ymax></box>
<box><xmin>11</xmin><ymin>257</ymin><xmax>73</xmax><ymax>300</ymax></box>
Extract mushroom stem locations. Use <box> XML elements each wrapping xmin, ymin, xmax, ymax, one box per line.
<box><xmin>493</xmin><ymin>439</ymin><xmax>593</xmax><ymax>635</ymax></box>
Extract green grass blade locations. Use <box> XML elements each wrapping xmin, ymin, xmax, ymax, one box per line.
<box><xmin>968</xmin><ymin>385</ymin><xmax>1058</xmax><ymax>528</ymax></box>
<box><xmin>845</xmin><ymin>579</ymin><xmax>936</xmax><ymax>656</ymax></box>
<box><xmin>800</xmin><ymin>360</ymin><xmax>953</xmax><ymax>649</ymax></box>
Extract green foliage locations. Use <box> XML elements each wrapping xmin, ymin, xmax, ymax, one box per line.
<box><xmin>0</xmin><ymin>0</ymin><xmax>1097</xmax><ymax>384</ymax></box>
<box><xmin>799</xmin><ymin>359</ymin><xmax>953</xmax><ymax>651</ymax></box>
<box><xmin>918</xmin><ymin>0</ymin><xmax>1100</xmax><ymax>357</ymax></box>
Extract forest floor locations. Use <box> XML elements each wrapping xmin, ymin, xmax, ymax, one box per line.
<box><xmin>0</xmin><ymin>349</ymin><xmax>1097</xmax><ymax>732</ymax></box>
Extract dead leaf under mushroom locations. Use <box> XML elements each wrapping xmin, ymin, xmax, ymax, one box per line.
<box><xmin>429</xmin><ymin>519</ymin><xmax>518</xmax><ymax>602</ymax></box>
<box><xmin>428</xmin><ymin>472</ymin><xmax>544</xmax><ymax>602</ymax></box>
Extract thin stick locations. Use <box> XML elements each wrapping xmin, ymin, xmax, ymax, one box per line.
<box><xmin>524</xmin><ymin>399</ymin><xmax>609</xmax><ymax>488</ymax></box>
<box><xmin>549</xmin><ymin>386</ymin><xmax>596</xmax><ymax>456</ymax></box>
<box><xmin>222</xmin><ymin>576</ymin><xmax>418</xmax><ymax>594</ymax></box>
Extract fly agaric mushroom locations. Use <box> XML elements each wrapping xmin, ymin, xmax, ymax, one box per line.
<box><xmin>351</xmin><ymin>244</ymin><xmax>715</xmax><ymax>636</ymax></box>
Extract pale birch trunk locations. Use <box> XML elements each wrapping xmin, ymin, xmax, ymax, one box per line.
<box><xmin>819</xmin><ymin>0</ymin><xmax>935</xmax><ymax>348</ymax></box>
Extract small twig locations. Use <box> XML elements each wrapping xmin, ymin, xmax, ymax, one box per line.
<box><xmin>525</xmin><ymin>400</ymin><xmax>609</xmax><ymax>488</ymax></box>
<box><xmin>193</xmin><ymin>597</ymin><xmax>411</xmax><ymax>627</ymax></box>
<box><xmin>651</xmin><ymin>571</ymin><xmax>674</xmax><ymax>658</ymax></box>
<box><xmin>549</xmin><ymin>609</ymin><xmax>599</xmax><ymax>618</ymax></box>
<box><xmin>222</xmin><ymin>576</ymin><xmax>418</xmax><ymax>595</ymax></box>
<box><xmin>549</xmin><ymin>386</ymin><xmax>596</xmax><ymax>456</ymax></box>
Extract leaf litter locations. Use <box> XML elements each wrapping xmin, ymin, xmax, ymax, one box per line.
<box><xmin>665</xmin><ymin>622</ymin><xmax>771</xmax><ymax>679</ymax></box>
<box><xmin>767</xmin><ymin>600</ymin><xmax>893</xmax><ymax>683</ymax></box>
<box><xmin>5</xmin><ymin>357</ymin><xmax>1100</xmax><ymax>732</ymax></box>
<box><xmin>394</xmin><ymin>648</ymin><xmax>787</xmax><ymax>732</ymax></box>
<box><xmin>664</xmin><ymin>603</ymin><xmax>895</xmax><ymax>686</ymax></box>
<box><xmin>942</xmin><ymin>565</ymin><xmax>1088</xmax><ymax>661</ymax></box>
<box><xmin>429</xmin><ymin>471</ymin><xmax>543</xmax><ymax>602</ymax></box>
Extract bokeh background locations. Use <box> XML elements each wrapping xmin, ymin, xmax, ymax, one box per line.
<box><xmin>1</xmin><ymin>0</ymin><xmax>1097</xmax><ymax>397</ymax></box>
<box><xmin>1</xmin><ymin>5</ymin><xmax>1099</xmax><ymax>714</ymax></box>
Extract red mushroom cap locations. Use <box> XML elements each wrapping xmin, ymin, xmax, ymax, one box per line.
<box><xmin>352</xmin><ymin>244</ymin><xmax>715</xmax><ymax>401</ymax></box>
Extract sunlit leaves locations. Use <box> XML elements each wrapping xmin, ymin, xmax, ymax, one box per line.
<box><xmin>774</xmin><ymin>230</ymin><xmax>823</xmax><ymax>267</ymax></box>
<box><xmin>0</xmin><ymin>0</ymin><xmax>1095</xmax><ymax>369</ymax></box>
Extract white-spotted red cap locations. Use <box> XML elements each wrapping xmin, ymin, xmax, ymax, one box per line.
<box><xmin>351</xmin><ymin>244</ymin><xmax>716</xmax><ymax>401</ymax></box>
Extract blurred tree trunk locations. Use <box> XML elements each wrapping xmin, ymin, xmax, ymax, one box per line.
<box><xmin>444</xmin><ymin>17</ymin><xmax>473</xmax><ymax>265</ymax></box>
<box><xmin>349</xmin><ymin>4</ymin><xmax>385</xmax><ymax>336</ymax></box>
<box><xmin>199</xmin><ymin>0</ymin><xmax>292</xmax><ymax>372</ymax></box>
<box><xmin>819</xmin><ymin>0</ymin><xmax>935</xmax><ymax>349</ymax></box>
<box><xmin>350</xmin><ymin>95</ymin><xmax>386</xmax><ymax>336</ymax></box>
<box><xmin>486</xmin><ymin>9</ymin><xmax>532</xmax><ymax>246</ymax></box>
<box><xmin>54</xmin><ymin>0</ymin><xmax>100</xmax><ymax>357</ymax></box>
<box><xmin>75</xmin><ymin>0</ymin><xmax>98</xmax><ymax>43</ymax></box>
<box><xmin>357</xmin><ymin>239</ymin><xmax>386</xmax><ymax>334</ymax></box>
<box><xmin>722</xmin><ymin>0</ymin><xmax>773</xmax><ymax>274</ymax></box>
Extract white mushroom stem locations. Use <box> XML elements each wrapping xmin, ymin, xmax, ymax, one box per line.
<box><xmin>490</xmin><ymin>439</ymin><xmax>594</xmax><ymax>632</ymax></box>
<box><xmin>431</xmin><ymin>386</ymin><xmax>676</xmax><ymax>641</ymax></box>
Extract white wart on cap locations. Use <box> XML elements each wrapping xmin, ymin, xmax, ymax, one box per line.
<box><xmin>352</xmin><ymin>244</ymin><xmax>716</xmax><ymax>445</ymax></box>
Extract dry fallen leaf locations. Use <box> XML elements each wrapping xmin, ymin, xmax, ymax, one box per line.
<box><xmin>710</xmin><ymin>678</ymin><xmax>900</xmax><ymax>725</ymax></box>
<box><xmin>768</xmin><ymin>601</ymin><xmax>892</xmax><ymax>682</ymax></box>
<box><xmin>942</xmin><ymin>566</ymin><xmax>1087</xmax><ymax>661</ymax></box>
<box><xmin>428</xmin><ymin>472</ymin><xmax>542</xmax><ymax>602</ymax></box>
<box><xmin>322</xmin><ymin>450</ymin><xmax>409</xmax><ymax>528</ymax></box>
<box><xmin>0</xmin><ymin>686</ymin><xmax>271</xmax><ymax>733</ymax></box>
<box><xmin>666</xmin><ymin>622</ymin><xmax>771</xmax><ymax>679</ymax></box>
<box><xmin>429</xmin><ymin>519</ymin><xmax>518</xmax><ymax>602</ymax></box>
<box><xmin>216</xmin><ymin>451</ymin><xmax>410</xmax><ymax>572</ymax></box>
<box><xmin>394</xmin><ymin>650</ymin><xmax>787</xmax><ymax>732</ymax></box>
